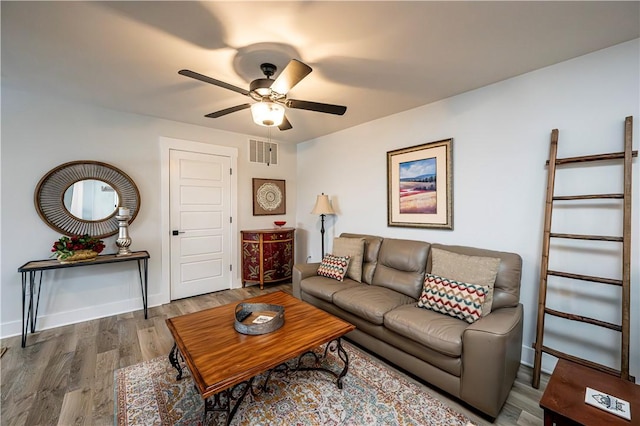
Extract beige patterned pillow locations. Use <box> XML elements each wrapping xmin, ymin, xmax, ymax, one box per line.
<box><xmin>431</xmin><ymin>248</ymin><xmax>500</xmax><ymax>316</ymax></box>
<box><xmin>332</xmin><ymin>237</ymin><xmax>365</xmax><ymax>282</ymax></box>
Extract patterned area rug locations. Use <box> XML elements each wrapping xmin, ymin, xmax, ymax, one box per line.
<box><xmin>115</xmin><ymin>341</ymin><xmax>475</xmax><ymax>425</ymax></box>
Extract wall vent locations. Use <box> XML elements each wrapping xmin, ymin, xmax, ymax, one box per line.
<box><xmin>249</xmin><ymin>139</ymin><xmax>278</xmax><ymax>165</ymax></box>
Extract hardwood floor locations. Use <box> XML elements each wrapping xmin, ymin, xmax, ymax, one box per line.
<box><xmin>0</xmin><ymin>284</ymin><xmax>548</xmax><ymax>425</ymax></box>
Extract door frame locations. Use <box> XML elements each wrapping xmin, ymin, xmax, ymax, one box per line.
<box><xmin>159</xmin><ymin>136</ymin><xmax>240</xmax><ymax>304</ymax></box>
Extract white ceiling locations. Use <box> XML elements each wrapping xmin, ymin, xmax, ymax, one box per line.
<box><xmin>2</xmin><ymin>1</ymin><xmax>638</xmax><ymax>144</ymax></box>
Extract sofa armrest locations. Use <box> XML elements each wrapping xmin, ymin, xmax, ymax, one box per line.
<box><xmin>292</xmin><ymin>262</ymin><xmax>320</xmax><ymax>299</ymax></box>
<box><xmin>461</xmin><ymin>304</ymin><xmax>523</xmax><ymax>418</ymax></box>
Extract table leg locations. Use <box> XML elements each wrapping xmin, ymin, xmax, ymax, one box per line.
<box><xmin>168</xmin><ymin>342</ymin><xmax>254</xmax><ymax>424</ymax></box>
<box><xmin>327</xmin><ymin>338</ymin><xmax>350</xmax><ymax>389</ymax></box>
<box><xmin>294</xmin><ymin>337</ymin><xmax>350</xmax><ymax>389</ymax></box>
<box><xmin>21</xmin><ymin>272</ymin><xmax>27</xmax><ymax>348</ymax></box>
<box><xmin>27</xmin><ymin>272</ymin><xmax>35</xmax><ymax>333</ymax></box>
<box><xmin>137</xmin><ymin>259</ymin><xmax>148</xmax><ymax>319</ymax></box>
<box><xmin>168</xmin><ymin>343</ymin><xmax>184</xmax><ymax>380</ymax></box>
<box><xmin>30</xmin><ymin>271</ymin><xmax>43</xmax><ymax>333</ymax></box>
<box><xmin>21</xmin><ymin>271</ymin><xmax>43</xmax><ymax>347</ymax></box>
<box><xmin>203</xmin><ymin>378</ymin><xmax>254</xmax><ymax>426</ymax></box>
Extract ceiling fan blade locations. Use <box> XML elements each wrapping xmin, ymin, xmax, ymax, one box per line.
<box><xmin>287</xmin><ymin>99</ymin><xmax>347</xmax><ymax>115</ymax></box>
<box><xmin>278</xmin><ymin>115</ymin><xmax>293</xmax><ymax>131</ymax></box>
<box><xmin>270</xmin><ymin>59</ymin><xmax>312</xmax><ymax>95</ymax></box>
<box><xmin>205</xmin><ymin>103</ymin><xmax>251</xmax><ymax>118</ymax></box>
<box><xmin>179</xmin><ymin>69</ymin><xmax>249</xmax><ymax>96</ymax></box>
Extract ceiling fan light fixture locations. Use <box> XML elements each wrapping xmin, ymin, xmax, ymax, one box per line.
<box><xmin>250</xmin><ymin>78</ymin><xmax>274</xmax><ymax>98</ymax></box>
<box><xmin>180</xmin><ymin>59</ymin><xmax>346</xmax><ymax>131</ymax></box>
<box><xmin>251</xmin><ymin>101</ymin><xmax>285</xmax><ymax>127</ymax></box>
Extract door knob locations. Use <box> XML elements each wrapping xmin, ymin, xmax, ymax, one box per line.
<box><xmin>172</xmin><ymin>230</ymin><xmax>185</xmax><ymax>236</ymax></box>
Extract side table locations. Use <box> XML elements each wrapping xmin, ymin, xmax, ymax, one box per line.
<box><xmin>241</xmin><ymin>228</ymin><xmax>294</xmax><ymax>289</ymax></box>
<box><xmin>540</xmin><ymin>359</ymin><xmax>639</xmax><ymax>425</ymax></box>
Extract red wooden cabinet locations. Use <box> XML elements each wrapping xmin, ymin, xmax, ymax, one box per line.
<box><xmin>241</xmin><ymin>228</ymin><xmax>295</xmax><ymax>289</ymax></box>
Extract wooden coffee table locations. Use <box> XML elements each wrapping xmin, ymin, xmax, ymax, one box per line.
<box><xmin>165</xmin><ymin>291</ymin><xmax>355</xmax><ymax>424</ymax></box>
<box><xmin>540</xmin><ymin>359</ymin><xmax>639</xmax><ymax>425</ymax></box>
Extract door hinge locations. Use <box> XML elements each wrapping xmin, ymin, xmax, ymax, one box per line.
<box><xmin>230</xmin><ymin>168</ymin><xmax>233</xmax><ymax>175</ymax></box>
<box><xmin>230</xmin><ymin>217</ymin><xmax>233</xmax><ymax>223</ymax></box>
<box><xmin>230</xmin><ymin>264</ymin><xmax>233</xmax><ymax>272</ymax></box>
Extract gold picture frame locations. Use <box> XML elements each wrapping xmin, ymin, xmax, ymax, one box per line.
<box><xmin>387</xmin><ymin>139</ymin><xmax>453</xmax><ymax>229</ymax></box>
<box><xmin>252</xmin><ymin>178</ymin><xmax>286</xmax><ymax>216</ymax></box>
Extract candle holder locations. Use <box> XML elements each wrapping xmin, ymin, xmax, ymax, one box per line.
<box><xmin>116</xmin><ymin>207</ymin><xmax>132</xmax><ymax>256</ymax></box>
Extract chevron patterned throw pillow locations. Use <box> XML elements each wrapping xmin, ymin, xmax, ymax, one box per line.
<box><xmin>317</xmin><ymin>254</ymin><xmax>351</xmax><ymax>282</ymax></box>
<box><xmin>417</xmin><ymin>273</ymin><xmax>488</xmax><ymax>323</ymax></box>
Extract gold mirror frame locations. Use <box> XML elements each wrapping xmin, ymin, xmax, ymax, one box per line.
<box><xmin>35</xmin><ymin>161</ymin><xmax>140</xmax><ymax>238</ymax></box>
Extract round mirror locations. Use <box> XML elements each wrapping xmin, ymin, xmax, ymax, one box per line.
<box><xmin>63</xmin><ymin>179</ymin><xmax>120</xmax><ymax>221</ymax></box>
<box><xmin>35</xmin><ymin>161</ymin><xmax>140</xmax><ymax>238</ymax></box>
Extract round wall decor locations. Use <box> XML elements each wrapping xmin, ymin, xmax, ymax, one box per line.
<box><xmin>252</xmin><ymin>178</ymin><xmax>286</xmax><ymax>216</ymax></box>
<box><xmin>256</xmin><ymin>182</ymin><xmax>283</xmax><ymax>211</ymax></box>
<box><xmin>35</xmin><ymin>161</ymin><xmax>140</xmax><ymax>238</ymax></box>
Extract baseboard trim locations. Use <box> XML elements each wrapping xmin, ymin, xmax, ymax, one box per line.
<box><xmin>1</xmin><ymin>294</ymin><xmax>165</xmax><ymax>339</ymax></box>
<box><xmin>521</xmin><ymin>344</ymin><xmax>557</xmax><ymax>375</ymax></box>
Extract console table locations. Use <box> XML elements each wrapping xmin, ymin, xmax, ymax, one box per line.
<box><xmin>241</xmin><ymin>228</ymin><xmax>294</xmax><ymax>289</ymax></box>
<box><xmin>18</xmin><ymin>250</ymin><xmax>150</xmax><ymax>347</ymax></box>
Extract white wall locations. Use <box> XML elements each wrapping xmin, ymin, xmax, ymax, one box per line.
<box><xmin>0</xmin><ymin>88</ymin><xmax>297</xmax><ymax>337</ymax></box>
<box><xmin>296</xmin><ymin>40</ymin><xmax>640</xmax><ymax>379</ymax></box>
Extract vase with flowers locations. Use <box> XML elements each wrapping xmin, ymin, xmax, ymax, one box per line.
<box><xmin>51</xmin><ymin>234</ymin><xmax>106</xmax><ymax>264</ymax></box>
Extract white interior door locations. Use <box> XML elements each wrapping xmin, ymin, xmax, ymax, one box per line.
<box><xmin>170</xmin><ymin>149</ymin><xmax>231</xmax><ymax>299</ymax></box>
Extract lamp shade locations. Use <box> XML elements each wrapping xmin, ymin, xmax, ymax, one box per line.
<box><xmin>251</xmin><ymin>101</ymin><xmax>285</xmax><ymax>127</ymax></box>
<box><xmin>311</xmin><ymin>193</ymin><xmax>335</xmax><ymax>215</ymax></box>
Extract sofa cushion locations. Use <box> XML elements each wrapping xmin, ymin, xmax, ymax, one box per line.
<box><xmin>317</xmin><ymin>254</ymin><xmax>351</xmax><ymax>281</ymax></box>
<box><xmin>333</xmin><ymin>237</ymin><xmax>365</xmax><ymax>282</ymax></box>
<box><xmin>371</xmin><ymin>238</ymin><xmax>430</xmax><ymax>299</ymax></box>
<box><xmin>333</xmin><ymin>285</ymin><xmax>415</xmax><ymax>325</ymax></box>
<box><xmin>340</xmin><ymin>233</ymin><xmax>383</xmax><ymax>284</ymax></box>
<box><xmin>430</xmin><ymin>247</ymin><xmax>500</xmax><ymax>316</ymax></box>
<box><xmin>319</xmin><ymin>300</ymin><xmax>462</xmax><ymax>377</ymax></box>
<box><xmin>430</xmin><ymin>244</ymin><xmax>522</xmax><ymax>311</ymax></box>
<box><xmin>300</xmin><ymin>275</ymin><xmax>362</xmax><ymax>302</ymax></box>
<box><xmin>384</xmin><ymin>303</ymin><xmax>469</xmax><ymax>357</ymax></box>
<box><xmin>417</xmin><ymin>274</ymin><xmax>488</xmax><ymax>324</ymax></box>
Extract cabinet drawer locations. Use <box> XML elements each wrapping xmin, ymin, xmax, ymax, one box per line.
<box><xmin>264</xmin><ymin>231</ymin><xmax>293</xmax><ymax>241</ymax></box>
<box><xmin>241</xmin><ymin>232</ymin><xmax>261</xmax><ymax>242</ymax></box>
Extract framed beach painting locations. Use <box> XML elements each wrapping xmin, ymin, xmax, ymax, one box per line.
<box><xmin>387</xmin><ymin>139</ymin><xmax>453</xmax><ymax>229</ymax></box>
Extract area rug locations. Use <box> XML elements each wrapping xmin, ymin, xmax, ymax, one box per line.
<box><xmin>115</xmin><ymin>341</ymin><xmax>475</xmax><ymax>425</ymax></box>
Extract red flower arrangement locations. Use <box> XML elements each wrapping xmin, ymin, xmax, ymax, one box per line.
<box><xmin>51</xmin><ymin>234</ymin><xmax>105</xmax><ymax>260</ymax></box>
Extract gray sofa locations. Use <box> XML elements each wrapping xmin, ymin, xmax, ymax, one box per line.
<box><xmin>293</xmin><ymin>233</ymin><xmax>523</xmax><ymax>419</ymax></box>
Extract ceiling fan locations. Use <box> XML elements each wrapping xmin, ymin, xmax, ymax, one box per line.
<box><xmin>179</xmin><ymin>59</ymin><xmax>347</xmax><ymax>131</ymax></box>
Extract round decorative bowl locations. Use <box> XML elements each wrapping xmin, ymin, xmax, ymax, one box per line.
<box><xmin>274</xmin><ymin>221</ymin><xmax>286</xmax><ymax>227</ymax></box>
<box><xmin>234</xmin><ymin>303</ymin><xmax>285</xmax><ymax>335</ymax></box>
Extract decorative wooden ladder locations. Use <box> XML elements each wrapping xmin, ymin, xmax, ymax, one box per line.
<box><xmin>532</xmin><ymin>116</ymin><xmax>636</xmax><ymax>388</ymax></box>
